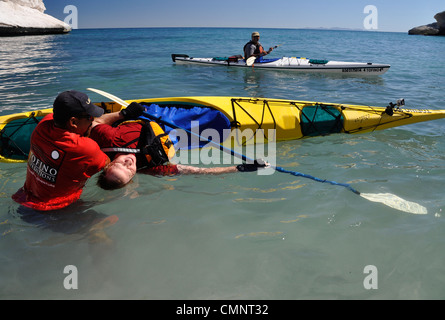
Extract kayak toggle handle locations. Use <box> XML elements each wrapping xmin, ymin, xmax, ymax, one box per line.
<box><xmin>384</xmin><ymin>98</ymin><xmax>405</xmax><ymax>116</ymax></box>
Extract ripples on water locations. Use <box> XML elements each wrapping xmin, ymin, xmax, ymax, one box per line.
<box><xmin>0</xmin><ymin>35</ymin><xmax>70</xmax><ymax>112</ymax></box>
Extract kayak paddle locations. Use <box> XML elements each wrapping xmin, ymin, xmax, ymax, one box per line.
<box><xmin>246</xmin><ymin>44</ymin><xmax>284</xmax><ymax>67</ymax></box>
<box><xmin>246</xmin><ymin>56</ymin><xmax>256</xmax><ymax>67</ymax></box>
<box><xmin>86</xmin><ymin>88</ymin><xmax>427</xmax><ymax>215</ymax></box>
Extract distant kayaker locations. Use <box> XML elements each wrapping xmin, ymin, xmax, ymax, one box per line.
<box><xmin>243</xmin><ymin>31</ymin><xmax>274</xmax><ymax>60</ymax></box>
<box><xmin>89</xmin><ymin>103</ymin><xmax>268</xmax><ymax>190</ymax></box>
<box><xmin>11</xmin><ymin>90</ymin><xmax>129</xmax><ymax>211</ymax></box>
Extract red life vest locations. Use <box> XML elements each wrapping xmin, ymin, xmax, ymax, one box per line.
<box><xmin>100</xmin><ymin>120</ymin><xmax>175</xmax><ymax>169</ymax></box>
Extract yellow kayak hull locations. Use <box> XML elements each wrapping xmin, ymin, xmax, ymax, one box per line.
<box><xmin>127</xmin><ymin>96</ymin><xmax>445</xmax><ymax>139</ymax></box>
<box><xmin>2</xmin><ymin>96</ymin><xmax>445</xmax><ymax>163</ymax></box>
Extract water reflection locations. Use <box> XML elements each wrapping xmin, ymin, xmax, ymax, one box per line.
<box><xmin>239</xmin><ymin>67</ymin><xmax>385</xmax><ymax>100</ymax></box>
<box><xmin>0</xmin><ymin>35</ymin><xmax>70</xmax><ymax>113</ymax></box>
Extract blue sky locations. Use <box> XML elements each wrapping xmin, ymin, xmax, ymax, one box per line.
<box><xmin>43</xmin><ymin>0</ymin><xmax>444</xmax><ymax>33</ymax></box>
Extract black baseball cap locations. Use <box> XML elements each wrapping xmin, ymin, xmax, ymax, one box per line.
<box><xmin>53</xmin><ymin>90</ymin><xmax>104</xmax><ymax>121</ymax></box>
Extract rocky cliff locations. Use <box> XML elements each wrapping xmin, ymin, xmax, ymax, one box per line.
<box><xmin>409</xmin><ymin>11</ymin><xmax>445</xmax><ymax>36</ymax></box>
<box><xmin>0</xmin><ymin>0</ymin><xmax>71</xmax><ymax>36</ymax></box>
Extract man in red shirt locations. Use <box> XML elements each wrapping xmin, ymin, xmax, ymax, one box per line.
<box><xmin>12</xmin><ymin>90</ymin><xmax>124</xmax><ymax>211</ymax></box>
<box><xmin>89</xmin><ymin>103</ymin><xmax>267</xmax><ymax>190</ymax></box>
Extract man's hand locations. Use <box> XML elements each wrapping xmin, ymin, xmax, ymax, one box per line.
<box><xmin>120</xmin><ymin>102</ymin><xmax>144</xmax><ymax>120</ymax></box>
<box><xmin>236</xmin><ymin>159</ymin><xmax>269</xmax><ymax>172</ymax></box>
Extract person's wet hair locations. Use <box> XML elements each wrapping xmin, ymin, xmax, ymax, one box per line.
<box><xmin>97</xmin><ymin>165</ymin><xmax>129</xmax><ymax>190</ymax></box>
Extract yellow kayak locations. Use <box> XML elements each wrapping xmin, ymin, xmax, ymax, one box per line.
<box><xmin>128</xmin><ymin>96</ymin><xmax>445</xmax><ymax>138</ymax></box>
<box><xmin>2</xmin><ymin>96</ymin><xmax>445</xmax><ymax>163</ymax></box>
<box><xmin>0</xmin><ymin>108</ymin><xmax>52</xmax><ymax>163</ymax></box>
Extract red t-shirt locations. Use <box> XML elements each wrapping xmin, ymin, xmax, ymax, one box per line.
<box><xmin>90</xmin><ymin>122</ymin><xmax>179</xmax><ymax>175</ymax></box>
<box><xmin>90</xmin><ymin>121</ymin><xmax>142</xmax><ymax>151</ymax></box>
<box><xmin>12</xmin><ymin>114</ymin><xmax>109</xmax><ymax>211</ymax></box>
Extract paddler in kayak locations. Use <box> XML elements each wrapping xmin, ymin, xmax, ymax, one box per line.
<box><xmin>243</xmin><ymin>31</ymin><xmax>274</xmax><ymax>62</ymax></box>
<box><xmin>89</xmin><ymin>102</ymin><xmax>268</xmax><ymax>190</ymax></box>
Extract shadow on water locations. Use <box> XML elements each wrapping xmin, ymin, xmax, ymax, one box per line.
<box><xmin>0</xmin><ymin>164</ymin><xmax>120</xmax><ymax>246</ymax></box>
<box><xmin>17</xmin><ymin>201</ymin><xmax>114</xmax><ymax>236</ymax></box>
<box><xmin>8</xmin><ymin>200</ymin><xmax>119</xmax><ymax>249</ymax></box>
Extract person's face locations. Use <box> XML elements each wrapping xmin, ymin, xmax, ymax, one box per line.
<box><xmin>252</xmin><ymin>35</ymin><xmax>260</xmax><ymax>44</ymax></box>
<box><xmin>73</xmin><ymin>114</ymin><xmax>94</xmax><ymax>136</ymax></box>
<box><xmin>105</xmin><ymin>153</ymin><xmax>137</xmax><ymax>187</ymax></box>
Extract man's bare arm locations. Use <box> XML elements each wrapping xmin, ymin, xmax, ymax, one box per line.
<box><xmin>176</xmin><ymin>164</ymin><xmax>238</xmax><ymax>175</ymax></box>
<box><xmin>92</xmin><ymin>111</ymin><xmax>123</xmax><ymax>128</ymax></box>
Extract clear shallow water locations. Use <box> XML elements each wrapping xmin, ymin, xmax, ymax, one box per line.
<box><xmin>1</xmin><ymin>28</ymin><xmax>445</xmax><ymax>299</ymax></box>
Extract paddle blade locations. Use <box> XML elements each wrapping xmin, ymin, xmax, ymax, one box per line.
<box><xmin>246</xmin><ymin>56</ymin><xmax>256</xmax><ymax>66</ymax></box>
<box><xmin>360</xmin><ymin>193</ymin><xmax>427</xmax><ymax>215</ymax></box>
<box><xmin>87</xmin><ymin>88</ymin><xmax>129</xmax><ymax>107</ymax></box>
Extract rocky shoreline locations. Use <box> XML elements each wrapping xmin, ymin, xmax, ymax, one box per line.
<box><xmin>0</xmin><ymin>26</ymin><xmax>70</xmax><ymax>36</ymax></box>
<box><xmin>409</xmin><ymin>11</ymin><xmax>445</xmax><ymax>36</ymax></box>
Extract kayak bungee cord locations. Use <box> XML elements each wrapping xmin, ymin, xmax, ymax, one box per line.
<box><xmin>86</xmin><ymin>88</ymin><xmax>427</xmax><ymax>215</ymax></box>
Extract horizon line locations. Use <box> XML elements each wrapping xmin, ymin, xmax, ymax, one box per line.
<box><xmin>69</xmin><ymin>26</ymin><xmax>406</xmax><ymax>34</ymax></box>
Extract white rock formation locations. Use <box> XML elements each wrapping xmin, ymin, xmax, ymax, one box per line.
<box><xmin>0</xmin><ymin>0</ymin><xmax>71</xmax><ymax>35</ymax></box>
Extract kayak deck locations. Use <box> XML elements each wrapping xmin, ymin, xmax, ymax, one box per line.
<box><xmin>1</xmin><ymin>96</ymin><xmax>444</xmax><ymax>163</ymax></box>
<box><xmin>128</xmin><ymin>96</ymin><xmax>445</xmax><ymax>141</ymax></box>
<box><xmin>0</xmin><ymin>108</ymin><xmax>52</xmax><ymax>163</ymax></box>
<box><xmin>172</xmin><ymin>54</ymin><xmax>390</xmax><ymax>75</ymax></box>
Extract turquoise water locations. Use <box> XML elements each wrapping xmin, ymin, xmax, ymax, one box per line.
<box><xmin>1</xmin><ymin>28</ymin><xmax>445</xmax><ymax>300</ymax></box>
